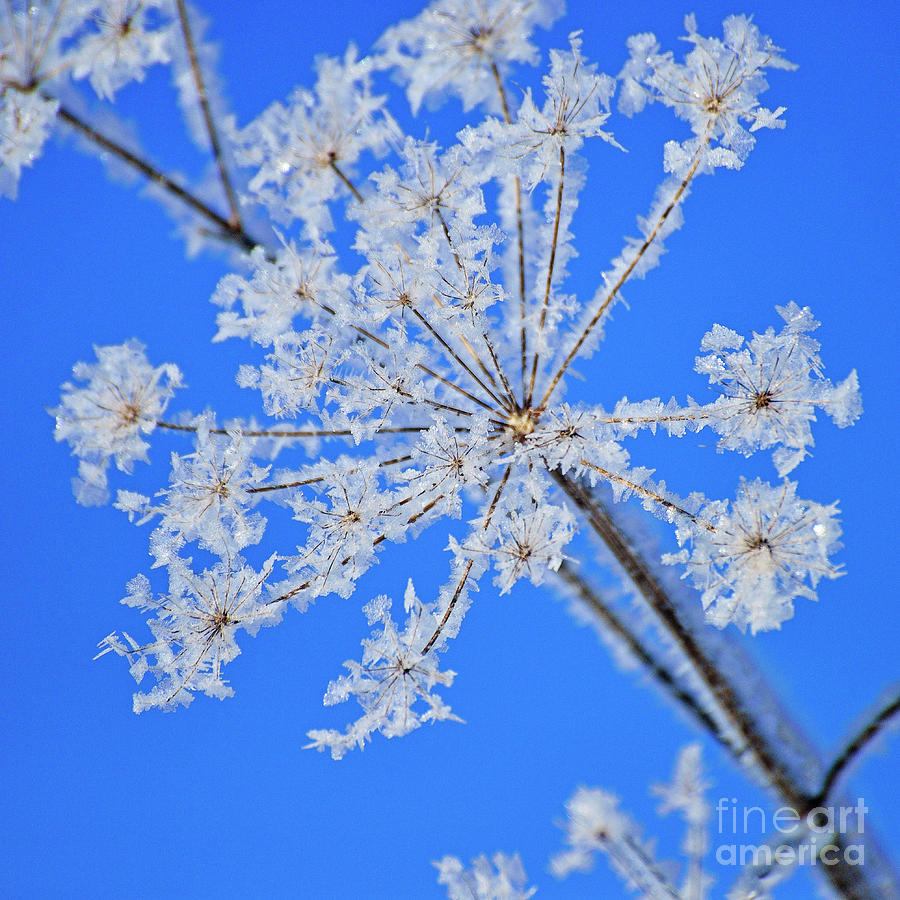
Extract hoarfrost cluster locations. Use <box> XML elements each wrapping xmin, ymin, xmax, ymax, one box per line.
<box><xmin>7</xmin><ymin>0</ymin><xmax>888</xmax><ymax>894</ymax></box>
<box><xmin>26</xmin><ymin>0</ymin><xmax>860</xmax><ymax>726</ymax></box>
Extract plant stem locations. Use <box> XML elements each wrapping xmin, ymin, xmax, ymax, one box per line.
<box><xmin>174</xmin><ymin>0</ymin><xmax>243</xmax><ymax>229</ymax></box>
<box><xmin>538</xmin><ymin>134</ymin><xmax>711</xmax><ymax>413</ymax></box>
<box><xmin>554</xmin><ymin>562</ymin><xmax>735</xmax><ymax>752</ymax></box>
<box><xmin>814</xmin><ymin>689</ymin><xmax>900</xmax><ymax>806</ymax></box>
<box><xmin>53</xmin><ymin>103</ymin><xmax>261</xmax><ymax>253</ymax></box>
<box><xmin>528</xmin><ymin>145</ymin><xmax>565</xmax><ymax>405</ymax></box>
<box><xmin>555</xmin><ymin>471</ymin><xmax>887</xmax><ymax>898</ymax></box>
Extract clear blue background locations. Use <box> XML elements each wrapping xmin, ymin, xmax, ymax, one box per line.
<box><xmin>2</xmin><ymin>1</ymin><xmax>897</xmax><ymax>897</ymax></box>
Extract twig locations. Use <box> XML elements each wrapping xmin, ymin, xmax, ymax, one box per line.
<box><xmin>578</xmin><ymin>459</ymin><xmax>714</xmax><ymax>531</ymax></box>
<box><xmin>489</xmin><ymin>61</ymin><xmax>528</xmax><ymax>403</ymax></box>
<box><xmin>815</xmin><ymin>688</ymin><xmax>900</xmax><ymax>806</ymax></box>
<box><xmin>155</xmin><ymin>420</ymin><xmax>435</xmax><ymax>438</ymax></box>
<box><xmin>54</xmin><ymin>103</ymin><xmax>261</xmax><ymax>253</ymax></box>
<box><xmin>527</xmin><ymin>144</ymin><xmax>565</xmax><ymax>405</ymax></box>
<box><xmin>538</xmin><ymin>132</ymin><xmax>711</xmax><ymax>412</ymax></box>
<box><xmin>174</xmin><ymin>0</ymin><xmax>243</xmax><ymax>229</ymax></box>
<box><xmin>420</xmin><ymin>465</ymin><xmax>511</xmax><ymax>656</ymax></box>
<box><xmin>553</xmin><ymin>471</ymin><xmax>802</xmax><ymax>803</ymax></box>
<box><xmin>554</xmin><ymin>562</ymin><xmax>735</xmax><ymax>753</ymax></box>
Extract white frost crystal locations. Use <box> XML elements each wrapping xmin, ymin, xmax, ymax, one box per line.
<box><xmin>668</xmin><ymin>479</ymin><xmax>844</xmax><ymax>633</ymax></box>
<box><xmin>377</xmin><ymin>0</ymin><xmax>564</xmax><ymax>114</ymax></box>
<box><xmin>98</xmin><ymin>553</ymin><xmax>281</xmax><ymax>712</ymax></box>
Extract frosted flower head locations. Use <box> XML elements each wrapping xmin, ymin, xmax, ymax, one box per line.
<box><xmin>306</xmin><ymin>581</ymin><xmax>461</xmax><ymax>759</ymax></box>
<box><xmin>70</xmin><ymin>1</ymin><xmax>174</xmax><ymax>100</ymax></box>
<box><xmin>1</xmin><ymin>1</ymin><xmax>82</xmax><ymax>198</ymax></box>
<box><xmin>53</xmin><ymin>341</ymin><xmax>182</xmax><ymax>503</ymax></box>
<box><xmin>363</xmin><ymin>139</ymin><xmax>485</xmax><ymax>237</ymax></box>
<box><xmin>242</xmin><ymin>327</ymin><xmax>343</xmax><ymax>418</ymax></box>
<box><xmin>551</xmin><ymin>787</ymin><xmax>634</xmax><ymax>878</ymax></box>
<box><xmin>1</xmin><ymin>1</ymin><xmax>82</xmax><ymax>88</ymax></box>
<box><xmin>697</xmin><ymin>302</ymin><xmax>862</xmax><ymax>476</ymax></box>
<box><xmin>230</xmin><ymin>46</ymin><xmax>393</xmax><ymax>232</ymax></box>
<box><xmin>378</xmin><ymin>0</ymin><xmax>564</xmax><ymax>113</ymax></box>
<box><xmin>286</xmin><ymin>458</ymin><xmax>404</xmax><ymax>600</ymax></box>
<box><xmin>400</xmin><ymin>417</ymin><xmax>491</xmax><ymax>517</ymax></box>
<box><xmin>99</xmin><ymin>552</ymin><xmax>281</xmax><ymax>712</ymax></box>
<box><xmin>147</xmin><ymin>426</ymin><xmax>271</xmax><ymax>554</ymax></box>
<box><xmin>213</xmin><ymin>242</ymin><xmax>351</xmax><ymax>347</ymax></box>
<box><xmin>461</xmin><ymin>501</ymin><xmax>575</xmax><ymax>593</ymax></box>
<box><xmin>620</xmin><ymin>15</ymin><xmax>794</xmax><ymax>169</ymax></box>
<box><xmin>513</xmin><ymin>32</ymin><xmax>620</xmax><ymax>184</ymax></box>
<box><xmin>674</xmin><ymin>479</ymin><xmax>843</xmax><ymax>633</ymax></box>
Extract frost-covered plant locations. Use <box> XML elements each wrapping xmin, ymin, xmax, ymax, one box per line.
<box><xmin>7</xmin><ymin>0</ymin><xmax>898</xmax><ymax>896</ymax></box>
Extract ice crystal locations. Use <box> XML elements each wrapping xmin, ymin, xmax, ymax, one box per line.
<box><xmin>378</xmin><ymin>0</ymin><xmax>564</xmax><ymax>114</ymax></box>
<box><xmin>142</xmin><ymin>422</ymin><xmax>271</xmax><ymax>554</ymax></box>
<box><xmin>70</xmin><ymin>1</ymin><xmax>174</xmax><ymax>100</ymax></box>
<box><xmin>228</xmin><ymin>46</ymin><xmax>395</xmax><ymax>234</ymax></box>
<box><xmin>696</xmin><ymin>302</ymin><xmax>861</xmax><ymax>476</ymax></box>
<box><xmin>668</xmin><ymin>479</ymin><xmax>844</xmax><ymax>633</ymax></box>
<box><xmin>619</xmin><ymin>14</ymin><xmax>795</xmax><ymax>172</ymax></box>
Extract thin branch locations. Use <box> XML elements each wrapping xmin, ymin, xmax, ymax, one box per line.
<box><xmin>605</xmin><ymin>833</ymin><xmax>681</xmax><ymax>899</ymax></box>
<box><xmin>538</xmin><ymin>133</ymin><xmax>711</xmax><ymax>413</ymax></box>
<box><xmin>815</xmin><ymin>689</ymin><xmax>900</xmax><ymax>805</ymax></box>
<box><xmin>527</xmin><ymin>144</ymin><xmax>565</xmax><ymax>405</ymax></box>
<box><xmin>155</xmin><ymin>420</ymin><xmax>435</xmax><ymax>438</ymax></box>
<box><xmin>247</xmin><ymin>477</ymin><xmax>323</xmax><ymax>493</ymax></box>
<box><xmin>53</xmin><ymin>102</ymin><xmax>261</xmax><ymax>253</ymax></box>
<box><xmin>554</xmin><ymin>562</ymin><xmax>735</xmax><ymax>753</ymax></box>
<box><xmin>305</xmin><ymin>288</ymin><xmax>500</xmax><ymax>415</ymax></box>
<box><xmin>246</xmin><ymin>457</ymin><xmax>414</xmax><ymax>494</ymax></box>
<box><xmin>433</xmin><ymin>208</ymin><xmax>519</xmax><ymax>411</ymax></box>
<box><xmin>489</xmin><ymin>61</ymin><xmax>528</xmax><ymax>403</ymax></box>
<box><xmin>410</xmin><ymin>308</ymin><xmax>510</xmax><ymax>412</ymax></box>
<box><xmin>420</xmin><ymin>465</ymin><xmax>511</xmax><ymax>656</ymax></box>
<box><xmin>578</xmin><ymin>459</ymin><xmax>714</xmax><ymax>531</ymax></box>
<box><xmin>174</xmin><ymin>0</ymin><xmax>242</xmax><ymax>229</ymax></box>
<box><xmin>329</xmin><ymin>159</ymin><xmax>364</xmax><ymax>203</ymax></box>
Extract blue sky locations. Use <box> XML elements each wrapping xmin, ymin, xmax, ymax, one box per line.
<box><xmin>2</xmin><ymin>1</ymin><xmax>898</xmax><ymax>897</ymax></box>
